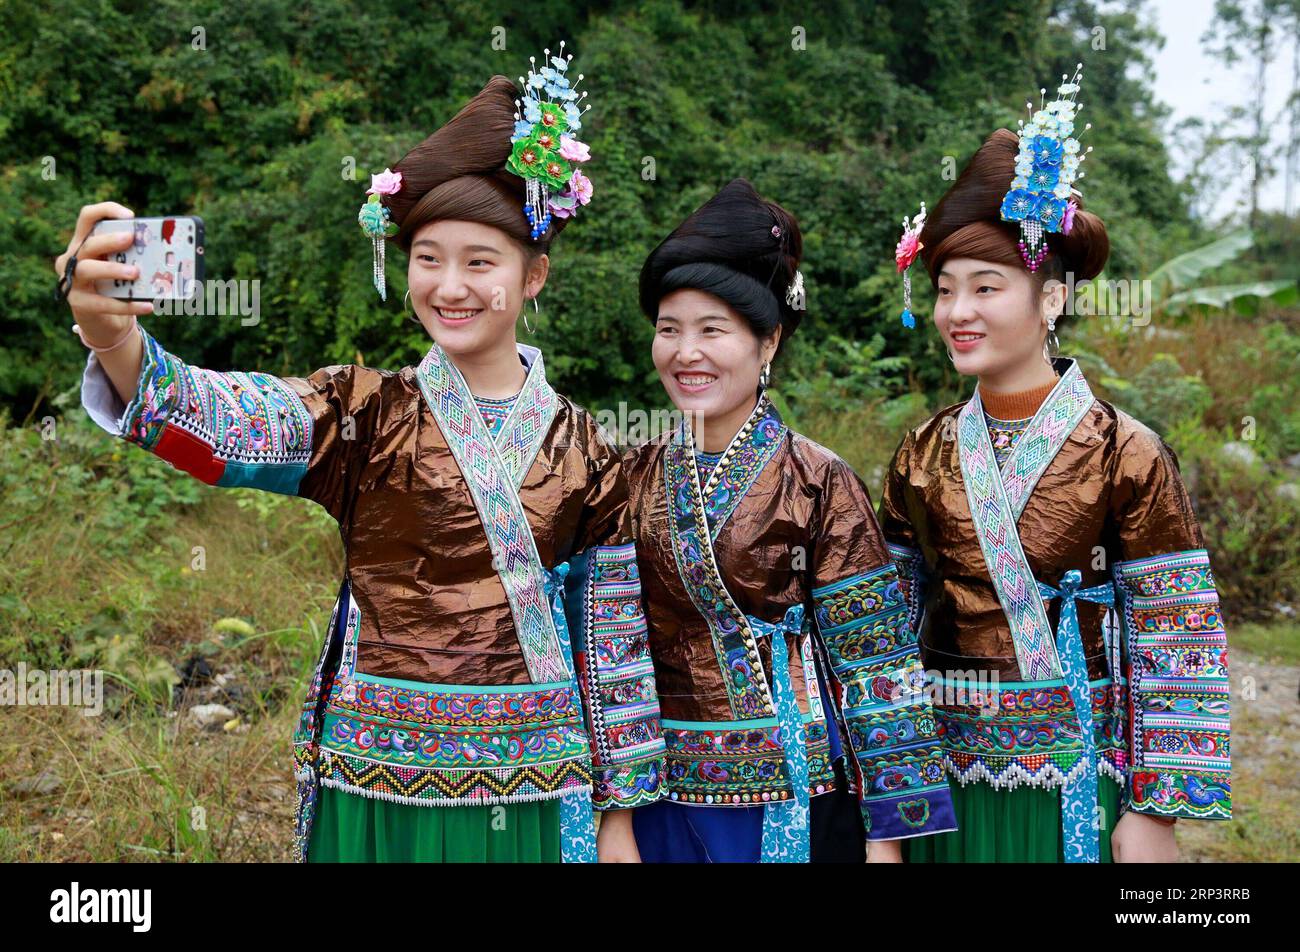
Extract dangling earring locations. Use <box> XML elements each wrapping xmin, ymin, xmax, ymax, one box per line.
<box><xmin>1044</xmin><ymin>315</ymin><xmax>1060</xmax><ymax>363</ymax></box>
<box><xmin>404</xmin><ymin>289</ymin><xmax>421</xmax><ymax>326</ymax></box>
<box><xmin>524</xmin><ymin>295</ymin><xmax>538</xmax><ymax>334</ymax></box>
<box><xmin>759</xmin><ymin>361</ymin><xmax>772</xmax><ymax>391</ymax></box>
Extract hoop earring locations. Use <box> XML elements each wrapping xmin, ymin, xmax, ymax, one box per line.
<box><xmin>759</xmin><ymin>361</ymin><xmax>771</xmax><ymax>390</ymax></box>
<box><xmin>947</xmin><ymin>349</ymin><xmax>956</xmax><ymax>364</ymax></box>
<box><xmin>524</xmin><ymin>296</ymin><xmax>538</xmax><ymax>334</ymax></box>
<box><xmin>404</xmin><ymin>290</ymin><xmax>421</xmax><ymax>326</ymax></box>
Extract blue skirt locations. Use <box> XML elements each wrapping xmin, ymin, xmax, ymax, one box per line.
<box><xmin>633</xmin><ymin>761</ymin><xmax>865</xmax><ymax>863</ymax></box>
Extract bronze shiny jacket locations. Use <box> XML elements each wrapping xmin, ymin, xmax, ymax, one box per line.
<box><xmin>285</xmin><ymin>361</ymin><xmax>625</xmax><ymax>687</ymax></box>
<box><xmin>624</xmin><ymin>429</ymin><xmax>877</xmax><ymax>722</ymax></box>
<box><xmin>879</xmin><ymin>396</ymin><xmax>1205</xmax><ymax>682</ymax></box>
<box><xmin>80</xmin><ymin>328</ymin><xmax>667</xmax><ymax>856</ymax></box>
<box><xmin>620</xmin><ymin>400</ymin><xmax>955</xmax><ymax>839</ymax></box>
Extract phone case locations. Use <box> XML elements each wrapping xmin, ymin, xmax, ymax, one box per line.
<box><xmin>92</xmin><ymin>216</ymin><xmax>205</xmax><ymax>300</ymax></box>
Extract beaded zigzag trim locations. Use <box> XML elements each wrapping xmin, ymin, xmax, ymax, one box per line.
<box><xmin>957</xmin><ymin>359</ymin><xmax>1094</xmax><ymax>679</ymax></box>
<box><xmin>317</xmin><ymin>749</ymin><xmax>592</xmax><ymax>807</ymax></box>
<box><xmin>416</xmin><ymin>343</ymin><xmax>566</xmax><ymax>683</ymax></box>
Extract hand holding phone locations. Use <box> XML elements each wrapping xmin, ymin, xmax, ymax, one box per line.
<box><xmin>89</xmin><ymin>216</ymin><xmax>205</xmax><ymax>300</ymax></box>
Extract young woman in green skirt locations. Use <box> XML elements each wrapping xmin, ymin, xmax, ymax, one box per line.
<box><xmin>63</xmin><ymin>45</ymin><xmax>666</xmax><ymax>863</ymax></box>
<box><xmin>880</xmin><ymin>64</ymin><xmax>1231</xmax><ymax>863</ymax></box>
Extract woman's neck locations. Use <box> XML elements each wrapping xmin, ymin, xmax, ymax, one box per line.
<box><xmin>450</xmin><ymin>338</ymin><xmax>527</xmax><ymax>398</ymax></box>
<box><xmin>977</xmin><ymin>353</ymin><xmax>1059</xmax><ymax>399</ymax></box>
<box><xmin>699</xmin><ymin>394</ymin><xmax>760</xmax><ymax>454</ymax></box>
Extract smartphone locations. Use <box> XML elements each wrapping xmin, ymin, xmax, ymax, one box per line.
<box><xmin>91</xmin><ymin>216</ymin><xmax>205</xmax><ymax>300</ymax></box>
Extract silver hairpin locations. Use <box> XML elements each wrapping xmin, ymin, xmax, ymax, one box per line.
<box><xmin>785</xmin><ymin>269</ymin><xmax>805</xmax><ymax>309</ymax></box>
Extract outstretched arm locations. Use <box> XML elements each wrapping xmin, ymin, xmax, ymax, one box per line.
<box><xmin>64</xmin><ymin>204</ymin><xmax>384</xmax><ymax>521</ymax></box>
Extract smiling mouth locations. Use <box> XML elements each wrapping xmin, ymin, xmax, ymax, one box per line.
<box><xmin>435</xmin><ymin>307</ymin><xmax>483</xmax><ymax>323</ymax></box>
<box><xmin>674</xmin><ymin>373</ymin><xmax>717</xmax><ymax>390</ymax></box>
<box><xmin>950</xmin><ymin>332</ymin><xmax>986</xmax><ymax>348</ymax></box>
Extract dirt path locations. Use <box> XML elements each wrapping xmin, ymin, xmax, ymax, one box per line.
<box><xmin>1178</xmin><ymin>652</ymin><xmax>1300</xmax><ymax>862</ymax></box>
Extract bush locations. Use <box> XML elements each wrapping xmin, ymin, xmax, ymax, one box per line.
<box><xmin>1167</xmin><ymin>420</ymin><xmax>1300</xmax><ymax>620</ymax></box>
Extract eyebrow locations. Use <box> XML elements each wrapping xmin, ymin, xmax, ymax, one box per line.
<box><xmin>656</xmin><ymin>313</ymin><xmax>733</xmax><ymax>324</ymax></box>
<box><xmin>938</xmin><ymin>268</ymin><xmax>1006</xmax><ymax>279</ymax></box>
<box><xmin>410</xmin><ymin>240</ymin><xmax>502</xmax><ymax>254</ymax></box>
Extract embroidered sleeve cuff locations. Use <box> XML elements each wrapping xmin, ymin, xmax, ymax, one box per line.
<box><xmin>863</xmin><ymin>785</ymin><xmax>957</xmax><ymax>840</ymax></box>
<box><xmin>1129</xmin><ymin>771</ymin><xmax>1231</xmax><ymax>821</ymax></box>
<box><xmin>571</xmin><ymin>542</ymin><xmax>667</xmax><ymax>811</ymax></box>
<box><xmin>80</xmin><ymin>325</ymin><xmax>315</xmax><ymax>494</ymax></box>
<box><xmin>1116</xmin><ymin>549</ymin><xmax>1231</xmax><ymax>820</ymax></box>
<box><xmin>812</xmin><ymin>565</ymin><xmax>957</xmax><ymax>840</ymax></box>
<box><xmin>593</xmin><ymin>760</ymin><xmax>664</xmax><ymax>810</ymax></box>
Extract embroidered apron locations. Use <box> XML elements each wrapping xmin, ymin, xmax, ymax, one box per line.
<box><xmin>415</xmin><ymin>342</ymin><xmax>596</xmax><ymax>862</ymax></box>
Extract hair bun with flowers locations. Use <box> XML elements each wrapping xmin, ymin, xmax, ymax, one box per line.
<box><xmin>356</xmin><ymin>41</ymin><xmax>594</xmax><ymax>301</ymax></box>
<box><xmin>508</xmin><ymin>41</ymin><xmax>593</xmax><ymax>239</ymax></box>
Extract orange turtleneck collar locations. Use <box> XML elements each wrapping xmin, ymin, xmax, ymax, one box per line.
<box><xmin>980</xmin><ymin>379</ymin><xmax>1058</xmax><ymax>420</ymax></box>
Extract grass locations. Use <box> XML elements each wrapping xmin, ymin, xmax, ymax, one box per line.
<box><xmin>0</xmin><ymin>406</ymin><xmax>341</xmax><ymax>860</ymax></box>
<box><xmin>2</xmin><ymin>307</ymin><xmax>1298</xmax><ymax>861</ymax></box>
<box><xmin>1230</xmin><ymin>621</ymin><xmax>1300</xmax><ymax>666</ymax></box>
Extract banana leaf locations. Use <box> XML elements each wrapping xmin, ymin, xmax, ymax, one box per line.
<box><xmin>1164</xmin><ymin>279</ymin><xmax>1298</xmax><ymax>316</ymax></box>
<box><xmin>1147</xmin><ymin>230</ymin><xmax>1253</xmax><ymax>302</ymax></box>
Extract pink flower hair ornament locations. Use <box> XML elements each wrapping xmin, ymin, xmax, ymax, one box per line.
<box><xmin>1062</xmin><ymin>198</ymin><xmax>1079</xmax><ymax>235</ymax></box>
<box><xmin>895</xmin><ymin>202</ymin><xmax>927</xmax><ymax>328</ymax></box>
<box><xmin>358</xmin><ymin>167</ymin><xmax>403</xmax><ymax>300</ymax></box>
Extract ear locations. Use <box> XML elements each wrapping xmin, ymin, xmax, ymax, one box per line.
<box><xmin>525</xmin><ymin>253</ymin><xmax>550</xmax><ymax>300</ymax></box>
<box><xmin>1040</xmin><ymin>278</ymin><xmax>1067</xmax><ymax>325</ymax></box>
<box><xmin>760</xmin><ymin>325</ymin><xmax>783</xmax><ymax>365</ymax></box>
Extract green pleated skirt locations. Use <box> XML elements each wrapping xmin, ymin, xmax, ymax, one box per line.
<box><xmin>905</xmin><ymin>778</ymin><xmax>1122</xmax><ymax>863</ymax></box>
<box><xmin>307</xmin><ymin>786</ymin><xmax>562</xmax><ymax>863</ymax></box>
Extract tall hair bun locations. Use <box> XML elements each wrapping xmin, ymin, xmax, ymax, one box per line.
<box><xmin>639</xmin><ymin>178</ymin><xmax>805</xmax><ymax>340</ymax></box>
<box><xmin>384</xmin><ymin>76</ymin><xmax>570</xmax><ymax>251</ymax></box>
<box><xmin>919</xmin><ymin>128</ymin><xmax>1109</xmax><ymax>284</ymax></box>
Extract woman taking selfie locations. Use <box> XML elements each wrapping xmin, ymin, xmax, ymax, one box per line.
<box><xmin>58</xmin><ymin>48</ymin><xmax>665</xmax><ymax>863</ymax></box>
<box><xmin>884</xmin><ymin>66</ymin><xmax>1231</xmax><ymax>863</ymax></box>
<box><xmin>621</xmin><ymin>179</ymin><xmax>956</xmax><ymax>862</ymax></box>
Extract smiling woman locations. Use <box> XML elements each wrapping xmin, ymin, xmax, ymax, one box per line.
<box><xmin>885</xmin><ymin>68</ymin><xmax>1231</xmax><ymax>864</ymax></box>
<box><xmin>622</xmin><ymin>179</ymin><xmax>956</xmax><ymax>863</ymax></box>
<box><xmin>61</xmin><ymin>45</ymin><xmax>666</xmax><ymax>864</ymax></box>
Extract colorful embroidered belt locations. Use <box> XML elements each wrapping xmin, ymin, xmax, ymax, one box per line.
<box><xmin>310</xmin><ymin>672</ymin><xmax>593</xmax><ymax>807</ymax></box>
<box><xmin>934</xmin><ymin>675</ymin><xmax>1128</xmax><ymax>790</ymax></box>
<box><xmin>661</xmin><ymin>712</ymin><xmax>836</xmax><ymax>805</ymax></box>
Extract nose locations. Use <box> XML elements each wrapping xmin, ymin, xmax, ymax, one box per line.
<box><xmin>947</xmin><ymin>289</ymin><xmax>979</xmax><ymax>326</ymax></box>
<box><xmin>434</xmin><ymin>266</ymin><xmax>471</xmax><ymax>303</ymax></box>
<box><xmin>674</xmin><ymin>332</ymin><xmax>703</xmax><ymax>367</ymax></box>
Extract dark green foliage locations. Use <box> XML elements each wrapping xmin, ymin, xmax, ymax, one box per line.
<box><xmin>1</xmin><ymin>0</ymin><xmax>1198</xmax><ymax>415</ymax></box>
